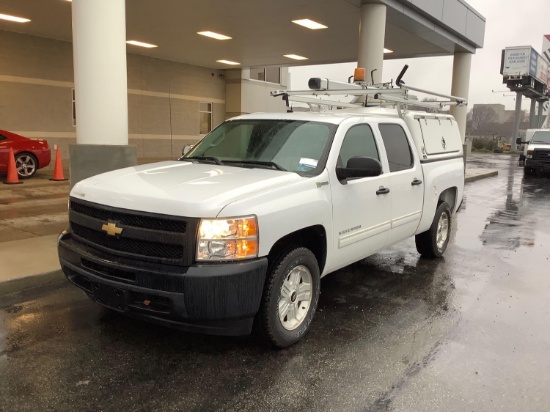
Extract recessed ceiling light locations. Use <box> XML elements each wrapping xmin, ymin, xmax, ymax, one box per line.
<box><xmin>292</xmin><ymin>19</ymin><xmax>327</xmax><ymax>30</ymax></box>
<box><xmin>198</xmin><ymin>31</ymin><xmax>232</xmax><ymax>40</ymax></box>
<box><xmin>126</xmin><ymin>40</ymin><xmax>158</xmax><ymax>48</ymax></box>
<box><xmin>0</xmin><ymin>13</ymin><xmax>30</xmax><ymax>23</ymax></box>
<box><xmin>384</xmin><ymin>48</ymin><xmax>393</xmax><ymax>54</ymax></box>
<box><xmin>217</xmin><ymin>60</ymin><xmax>240</xmax><ymax>66</ymax></box>
<box><xmin>284</xmin><ymin>54</ymin><xmax>308</xmax><ymax>61</ymax></box>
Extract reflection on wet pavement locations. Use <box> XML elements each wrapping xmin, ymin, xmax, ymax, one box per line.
<box><xmin>467</xmin><ymin>155</ymin><xmax>550</xmax><ymax>250</ymax></box>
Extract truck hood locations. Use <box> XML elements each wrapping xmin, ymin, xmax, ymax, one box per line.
<box><xmin>71</xmin><ymin>161</ymin><xmax>303</xmax><ymax>217</ymax></box>
<box><xmin>527</xmin><ymin>143</ymin><xmax>550</xmax><ymax>151</ymax></box>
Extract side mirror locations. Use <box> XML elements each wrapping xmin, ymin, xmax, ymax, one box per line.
<box><xmin>336</xmin><ymin>156</ymin><xmax>382</xmax><ymax>181</ymax></box>
<box><xmin>182</xmin><ymin>144</ymin><xmax>194</xmax><ymax>155</ymax></box>
<box><xmin>515</xmin><ymin>138</ymin><xmax>523</xmax><ymax>145</ymax></box>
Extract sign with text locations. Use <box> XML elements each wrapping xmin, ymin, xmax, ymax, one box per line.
<box><xmin>502</xmin><ymin>46</ymin><xmax>548</xmax><ymax>86</ymax></box>
<box><xmin>502</xmin><ymin>47</ymin><xmax>533</xmax><ymax>77</ymax></box>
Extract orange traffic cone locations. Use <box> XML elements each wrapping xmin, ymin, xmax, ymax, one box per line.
<box><xmin>50</xmin><ymin>146</ymin><xmax>67</xmax><ymax>181</ymax></box>
<box><xmin>3</xmin><ymin>147</ymin><xmax>23</xmax><ymax>185</ymax></box>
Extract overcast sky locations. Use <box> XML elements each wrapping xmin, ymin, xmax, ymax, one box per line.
<box><xmin>289</xmin><ymin>0</ymin><xmax>550</xmax><ymax>111</ymax></box>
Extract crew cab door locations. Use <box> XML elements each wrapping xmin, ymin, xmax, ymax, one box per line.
<box><xmin>378</xmin><ymin>123</ymin><xmax>423</xmax><ymax>242</ymax></box>
<box><xmin>330</xmin><ymin>123</ymin><xmax>392</xmax><ymax>268</ymax></box>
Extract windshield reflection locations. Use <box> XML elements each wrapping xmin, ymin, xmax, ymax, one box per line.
<box><xmin>181</xmin><ymin>119</ymin><xmax>337</xmax><ymax>176</ymax></box>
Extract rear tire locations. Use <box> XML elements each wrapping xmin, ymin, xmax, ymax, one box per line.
<box><xmin>257</xmin><ymin>247</ymin><xmax>320</xmax><ymax>348</ymax></box>
<box><xmin>15</xmin><ymin>152</ymin><xmax>38</xmax><ymax>178</ymax></box>
<box><xmin>415</xmin><ymin>202</ymin><xmax>451</xmax><ymax>258</ymax></box>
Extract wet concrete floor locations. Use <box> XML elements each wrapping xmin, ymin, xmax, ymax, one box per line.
<box><xmin>0</xmin><ymin>169</ymin><xmax>70</xmax><ymax>243</ymax></box>
<box><xmin>1</xmin><ymin>154</ymin><xmax>549</xmax><ymax>411</ymax></box>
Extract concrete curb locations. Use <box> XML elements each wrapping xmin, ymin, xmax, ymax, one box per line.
<box><xmin>0</xmin><ymin>270</ymin><xmax>65</xmax><ymax>296</ymax></box>
<box><xmin>465</xmin><ymin>170</ymin><xmax>498</xmax><ymax>183</ymax></box>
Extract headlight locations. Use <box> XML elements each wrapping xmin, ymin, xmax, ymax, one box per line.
<box><xmin>526</xmin><ymin>150</ymin><xmax>533</xmax><ymax>159</ymax></box>
<box><xmin>197</xmin><ymin>216</ymin><xmax>258</xmax><ymax>261</ymax></box>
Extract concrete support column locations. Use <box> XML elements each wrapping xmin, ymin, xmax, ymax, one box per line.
<box><xmin>529</xmin><ymin>99</ymin><xmax>537</xmax><ymax>128</ymax></box>
<box><xmin>357</xmin><ymin>3</ymin><xmax>386</xmax><ymax>85</ymax></box>
<box><xmin>536</xmin><ymin>101</ymin><xmax>544</xmax><ymax>128</ymax></box>
<box><xmin>449</xmin><ymin>52</ymin><xmax>472</xmax><ymax>144</ymax></box>
<box><xmin>512</xmin><ymin>91</ymin><xmax>523</xmax><ymax>142</ymax></box>
<box><xmin>70</xmin><ymin>0</ymin><xmax>136</xmax><ymax>187</ymax></box>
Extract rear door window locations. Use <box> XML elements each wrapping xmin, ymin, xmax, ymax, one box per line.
<box><xmin>378</xmin><ymin>124</ymin><xmax>413</xmax><ymax>172</ymax></box>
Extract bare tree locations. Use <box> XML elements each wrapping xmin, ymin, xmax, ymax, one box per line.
<box><xmin>467</xmin><ymin>106</ymin><xmax>497</xmax><ymax>136</ymax></box>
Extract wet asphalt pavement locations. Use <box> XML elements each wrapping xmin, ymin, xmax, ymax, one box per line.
<box><xmin>1</xmin><ymin>154</ymin><xmax>550</xmax><ymax>412</ymax></box>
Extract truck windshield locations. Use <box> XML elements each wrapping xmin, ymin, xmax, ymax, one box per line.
<box><xmin>181</xmin><ymin>119</ymin><xmax>336</xmax><ymax>175</ymax></box>
<box><xmin>531</xmin><ymin>131</ymin><xmax>550</xmax><ymax>144</ymax></box>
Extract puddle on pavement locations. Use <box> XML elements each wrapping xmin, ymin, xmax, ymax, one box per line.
<box><xmin>465</xmin><ymin>155</ymin><xmax>550</xmax><ymax>252</ymax></box>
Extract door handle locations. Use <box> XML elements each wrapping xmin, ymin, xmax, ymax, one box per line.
<box><xmin>376</xmin><ymin>186</ymin><xmax>390</xmax><ymax>195</ymax></box>
<box><xmin>411</xmin><ymin>178</ymin><xmax>423</xmax><ymax>186</ymax></box>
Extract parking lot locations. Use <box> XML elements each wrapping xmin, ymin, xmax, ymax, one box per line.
<box><xmin>1</xmin><ymin>153</ymin><xmax>549</xmax><ymax>411</ymax></box>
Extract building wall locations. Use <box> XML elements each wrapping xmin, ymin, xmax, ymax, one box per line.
<box><xmin>0</xmin><ymin>30</ymin><xmax>226</xmax><ymax>164</ymax></box>
<box><xmin>225</xmin><ymin>68</ymin><xmax>288</xmax><ymax>119</ymax></box>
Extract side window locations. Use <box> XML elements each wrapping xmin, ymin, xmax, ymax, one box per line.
<box><xmin>378</xmin><ymin>124</ymin><xmax>413</xmax><ymax>172</ymax></box>
<box><xmin>0</xmin><ymin>134</ymin><xmax>7</xmax><ymax>141</ymax></box>
<box><xmin>338</xmin><ymin>124</ymin><xmax>379</xmax><ymax>168</ymax></box>
<box><xmin>200</xmin><ymin>102</ymin><xmax>213</xmax><ymax>134</ymax></box>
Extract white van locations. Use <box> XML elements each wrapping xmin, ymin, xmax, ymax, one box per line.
<box><xmin>517</xmin><ymin>129</ymin><xmax>550</xmax><ymax>175</ymax></box>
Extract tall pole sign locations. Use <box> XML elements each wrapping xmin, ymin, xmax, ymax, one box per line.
<box><xmin>544</xmin><ymin>35</ymin><xmax>550</xmax><ymax>127</ymax></box>
<box><xmin>543</xmin><ymin>35</ymin><xmax>550</xmax><ymax>62</ymax></box>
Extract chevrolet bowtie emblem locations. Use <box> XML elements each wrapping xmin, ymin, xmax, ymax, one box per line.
<box><xmin>101</xmin><ymin>222</ymin><xmax>123</xmax><ymax>236</ymax></box>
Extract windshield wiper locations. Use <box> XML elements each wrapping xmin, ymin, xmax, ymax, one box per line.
<box><xmin>223</xmin><ymin>160</ymin><xmax>287</xmax><ymax>171</ymax></box>
<box><xmin>183</xmin><ymin>156</ymin><xmax>224</xmax><ymax>165</ymax></box>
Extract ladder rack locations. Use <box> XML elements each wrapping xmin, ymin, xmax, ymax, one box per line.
<box><xmin>271</xmin><ymin>65</ymin><xmax>467</xmax><ymax>116</ymax></box>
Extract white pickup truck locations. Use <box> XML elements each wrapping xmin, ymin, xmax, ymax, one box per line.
<box><xmin>517</xmin><ymin>128</ymin><xmax>550</xmax><ymax>175</ymax></box>
<box><xmin>58</xmin><ymin>77</ymin><xmax>465</xmax><ymax>348</ymax></box>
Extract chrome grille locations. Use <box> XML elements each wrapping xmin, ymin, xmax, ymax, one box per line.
<box><xmin>69</xmin><ymin>198</ymin><xmax>197</xmax><ymax>265</ymax></box>
<box><xmin>533</xmin><ymin>149</ymin><xmax>550</xmax><ymax>162</ymax></box>
<box><xmin>70</xmin><ymin>200</ymin><xmax>186</xmax><ymax>232</ymax></box>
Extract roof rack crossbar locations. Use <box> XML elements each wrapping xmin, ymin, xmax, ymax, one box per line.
<box><xmin>373</xmin><ymin>94</ymin><xmax>461</xmax><ymax>109</ymax></box>
<box><xmin>400</xmin><ymin>84</ymin><xmax>467</xmax><ymax>106</ymax></box>
<box><xmin>272</xmin><ymin>88</ymin><xmax>403</xmax><ymax>98</ymax></box>
<box><xmin>279</xmin><ymin>95</ymin><xmax>360</xmax><ymax>109</ymax></box>
<box><xmin>271</xmin><ymin>65</ymin><xmax>468</xmax><ymax>114</ymax></box>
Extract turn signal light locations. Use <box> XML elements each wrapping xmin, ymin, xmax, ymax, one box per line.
<box><xmin>354</xmin><ymin>68</ymin><xmax>365</xmax><ymax>82</ymax></box>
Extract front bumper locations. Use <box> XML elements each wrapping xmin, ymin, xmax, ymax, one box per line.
<box><xmin>58</xmin><ymin>231</ymin><xmax>268</xmax><ymax>336</ymax></box>
<box><xmin>525</xmin><ymin>159</ymin><xmax>550</xmax><ymax>171</ymax></box>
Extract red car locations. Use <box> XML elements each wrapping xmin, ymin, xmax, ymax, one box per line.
<box><xmin>0</xmin><ymin>130</ymin><xmax>51</xmax><ymax>178</ymax></box>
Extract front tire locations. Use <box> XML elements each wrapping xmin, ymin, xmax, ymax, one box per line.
<box><xmin>258</xmin><ymin>247</ymin><xmax>320</xmax><ymax>348</ymax></box>
<box><xmin>415</xmin><ymin>202</ymin><xmax>451</xmax><ymax>258</ymax></box>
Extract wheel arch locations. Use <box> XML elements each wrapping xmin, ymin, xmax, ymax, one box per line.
<box><xmin>267</xmin><ymin>225</ymin><xmax>327</xmax><ymax>274</ymax></box>
<box><xmin>438</xmin><ymin>187</ymin><xmax>457</xmax><ymax>211</ymax></box>
<box><xmin>416</xmin><ymin>185</ymin><xmax>459</xmax><ymax>235</ymax></box>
